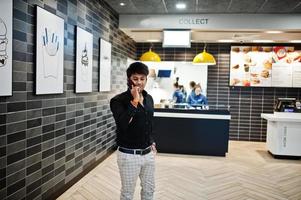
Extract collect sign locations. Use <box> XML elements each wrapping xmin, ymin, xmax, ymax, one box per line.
<box><xmin>120</xmin><ymin>14</ymin><xmax>301</xmax><ymax>30</ymax></box>
<box><xmin>179</xmin><ymin>18</ymin><xmax>208</xmax><ymax>25</ymax></box>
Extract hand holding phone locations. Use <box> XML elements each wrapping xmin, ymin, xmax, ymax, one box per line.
<box><xmin>127</xmin><ymin>79</ymin><xmax>134</xmax><ymax>88</ymax></box>
<box><xmin>128</xmin><ymin>79</ymin><xmax>140</xmax><ymax>101</ymax></box>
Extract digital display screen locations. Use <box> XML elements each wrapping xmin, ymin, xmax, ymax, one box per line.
<box><xmin>157</xmin><ymin>70</ymin><xmax>172</xmax><ymax>78</ymax></box>
<box><xmin>163</xmin><ymin>30</ymin><xmax>191</xmax><ymax>48</ymax></box>
<box><xmin>284</xmin><ymin>108</ymin><xmax>294</xmax><ymax>112</ymax></box>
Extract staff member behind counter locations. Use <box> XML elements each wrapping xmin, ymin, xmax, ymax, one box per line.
<box><xmin>187</xmin><ymin>84</ymin><xmax>208</xmax><ymax>106</ymax></box>
<box><xmin>172</xmin><ymin>82</ymin><xmax>185</xmax><ymax>103</ymax></box>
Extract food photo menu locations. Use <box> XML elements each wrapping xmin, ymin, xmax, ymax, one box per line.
<box><xmin>230</xmin><ymin>46</ymin><xmax>301</xmax><ymax>88</ymax></box>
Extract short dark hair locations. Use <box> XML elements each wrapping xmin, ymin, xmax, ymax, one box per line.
<box><xmin>189</xmin><ymin>81</ymin><xmax>196</xmax><ymax>88</ymax></box>
<box><xmin>126</xmin><ymin>62</ymin><xmax>149</xmax><ymax>78</ymax></box>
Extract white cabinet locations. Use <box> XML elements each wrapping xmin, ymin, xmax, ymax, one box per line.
<box><xmin>261</xmin><ymin>113</ymin><xmax>301</xmax><ymax>157</ymax></box>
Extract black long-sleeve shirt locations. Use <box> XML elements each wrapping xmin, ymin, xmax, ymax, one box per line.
<box><xmin>110</xmin><ymin>89</ymin><xmax>154</xmax><ymax>149</ymax></box>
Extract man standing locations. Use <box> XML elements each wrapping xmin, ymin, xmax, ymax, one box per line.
<box><xmin>110</xmin><ymin>62</ymin><xmax>156</xmax><ymax>200</ymax></box>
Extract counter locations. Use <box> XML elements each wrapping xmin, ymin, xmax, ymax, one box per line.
<box><xmin>153</xmin><ymin>108</ymin><xmax>231</xmax><ymax>156</ymax></box>
<box><xmin>261</xmin><ymin>112</ymin><xmax>301</xmax><ymax>158</ymax></box>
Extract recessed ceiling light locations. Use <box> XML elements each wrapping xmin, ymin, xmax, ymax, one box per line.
<box><xmin>265</xmin><ymin>31</ymin><xmax>284</xmax><ymax>34</ymax></box>
<box><xmin>218</xmin><ymin>39</ymin><xmax>235</xmax><ymax>43</ymax></box>
<box><xmin>120</xmin><ymin>2</ymin><xmax>125</xmax><ymax>6</ymax></box>
<box><xmin>252</xmin><ymin>40</ymin><xmax>274</xmax><ymax>43</ymax></box>
<box><xmin>176</xmin><ymin>3</ymin><xmax>186</xmax><ymax>9</ymax></box>
<box><xmin>290</xmin><ymin>40</ymin><xmax>301</xmax><ymax>43</ymax></box>
<box><xmin>146</xmin><ymin>39</ymin><xmax>160</xmax><ymax>42</ymax></box>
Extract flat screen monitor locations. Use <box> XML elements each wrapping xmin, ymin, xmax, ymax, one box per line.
<box><xmin>157</xmin><ymin>70</ymin><xmax>171</xmax><ymax>78</ymax></box>
<box><xmin>163</xmin><ymin>30</ymin><xmax>191</xmax><ymax>48</ymax></box>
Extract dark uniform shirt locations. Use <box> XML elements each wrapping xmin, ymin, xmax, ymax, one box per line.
<box><xmin>110</xmin><ymin>89</ymin><xmax>154</xmax><ymax>149</ymax></box>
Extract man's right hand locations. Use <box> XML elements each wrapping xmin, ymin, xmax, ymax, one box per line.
<box><xmin>131</xmin><ymin>85</ymin><xmax>140</xmax><ymax>102</ymax></box>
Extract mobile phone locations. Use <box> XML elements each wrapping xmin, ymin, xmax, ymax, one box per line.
<box><xmin>127</xmin><ymin>79</ymin><xmax>135</xmax><ymax>88</ymax></box>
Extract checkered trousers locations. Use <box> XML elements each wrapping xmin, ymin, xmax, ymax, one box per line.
<box><xmin>117</xmin><ymin>150</ymin><xmax>155</xmax><ymax>200</ymax></box>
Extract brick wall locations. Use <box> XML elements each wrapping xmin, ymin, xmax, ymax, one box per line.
<box><xmin>0</xmin><ymin>0</ymin><xmax>136</xmax><ymax>199</ymax></box>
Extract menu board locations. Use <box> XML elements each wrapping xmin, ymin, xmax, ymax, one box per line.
<box><xmin>292</xmin><ymin>64</ymin><xmax>301</xmax><ymax>87</ymax></box>
<box><xmin>230</xmin><ymin>46</ymin><xmax>301</xmax><ymax>87</ymax></box>
<box><xmin>271</xmin><ymin>62</ymin><xmax>292</xmax><ymax>87</ymax></box>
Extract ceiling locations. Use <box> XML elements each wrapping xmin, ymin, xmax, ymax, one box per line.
<box><xmin>105</xmin><ymin>0</ymin><xmax>301</xmax><ymax>14</ymax></box>
<box><xmin>103</xmin><ymin>0</ymin><xmax>301</xmax><ymax>43</ymax></box>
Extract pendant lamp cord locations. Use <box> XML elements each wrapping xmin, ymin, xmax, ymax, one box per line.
<box><xmin>149</xmin><ymin>43</ymin><xmax>154</xmax><ymax>51</ymax></box>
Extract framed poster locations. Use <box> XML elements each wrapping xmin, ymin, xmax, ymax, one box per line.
<box><xmin>0</xmin><ymin>0</ymin><xmax>12</xmax><ymax>96</ymax></box>
<box><xmin>76</xmin><ymin>27</ymin><xmax>93</xmax><ymax>93</ymax></box>
<box><xmin>99</xmin><ymin>38</ymin><xmax>111</xmax><ymax>92</ymax></box>
<box><xmin>36</xmin><ymin>6</ymin><xmax>64</xmax><ymax>95</ymax></box>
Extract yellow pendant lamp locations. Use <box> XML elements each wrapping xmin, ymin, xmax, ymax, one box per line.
<box><xmin>140</xmin><ymin>48</ymin><xmax>161</xmax><ymax>62</ymax></box>
<box><xmin>193</xmin><ymin>45</ymin><xmax>216</xmax><ymax>65</ymax></box>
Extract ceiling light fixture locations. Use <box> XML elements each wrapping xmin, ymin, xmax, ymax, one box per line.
<box><xmin>176</xmin><ymin>3</ymin><xmax>186</xmax><ymax>9</ymax></box>
<box><xmin>146</xmin><ymin>39</ymin><xmax>160</xmax><ymax>42</ymax></box>
<box><xmin>218</xmin><ymin>39</ymin><xmax>235</xmax><ymax>43</ymax></box>
<box><xmin>252</xmin><ymin>40</ymin><xmax>274</xmax><ymax>43</ymax></box>
<box><xmin>140</xmin><ymin>46</ymin><xmax>161</xmax><ymax>62</ymax></box>
<box><xmin>265</xmin><ymin>31</ymin><xmax>284</xmax><ymax>34</ymax></box>
<box><xmin>120</xmin><ymin>2</ymin><xmax>125</xmax><ymax>6</ymax></box>
<box><xmin>290</xmin><ymin>40</ymin><xmax>301</xmax><ymax>43</ymax></box>
<box><xmin>193</xmin><ymin>44</ymin><xmax>216</xmax><ymax>65</ymax></box>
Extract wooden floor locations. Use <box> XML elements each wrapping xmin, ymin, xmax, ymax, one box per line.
<box><xmin>57</xmin><ymin>141</ymin><xmax>301</xmax><ymax>200</ymax></box>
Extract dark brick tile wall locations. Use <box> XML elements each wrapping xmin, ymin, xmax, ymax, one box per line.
<box><xmin>0</xmin><ymin>0</ymin><xmax>136</xmax><ymax>199</ymax></box>
<box><xmin>137</xmin><ymin>43</ymin><xmax>301</xmax><ymax>142</ymax></box>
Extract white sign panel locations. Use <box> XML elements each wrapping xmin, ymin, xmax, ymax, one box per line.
<box><xmin>120</xmin><ymin>14</ymin><xmax>301</xmax><ymax>30</ymax></box>
<box><xmin>76</xmin><ymin>27</ymin><xmax>93</xmax><ymax>93</ymax></box>
<box><xmin>0</xmin><ymin>0</ymin><xmax>12</xmax><ymax>96</ymax></box>
<box><xmin>99</xmin><ymin>39</ymin><xmax>111</xmax><ymax>92</ymax></box>
<box><xmin>36</xmin><ymin>7</ymin><xmax>64</xmax><ymax>95</ymax></box>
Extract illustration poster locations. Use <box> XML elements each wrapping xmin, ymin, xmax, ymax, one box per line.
<box><xmin>0</xmin><ymin>0</ymin><xmax>12</xmax><ymax>96</ymax></box>
<box><xmin>99</xmin><ymin>39</ymin><xmax>111</xmax><ymax>92</ymax></box>
<box><xmin>36</xmin><ymin>7</ymin><xmax>64</xmax><ymax>94</ymax></box>
<box><xmin>76</xmin><ymin>27</ymin><xmax>93</xmax><ymax>93</ymax></box>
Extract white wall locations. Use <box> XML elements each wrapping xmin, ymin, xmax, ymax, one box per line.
<box><xmin>174</xmin><ymin>62</ymin><xmax>208</xmax><ymax>95</ymax></box>
<box><xmin>142</xmin><ymin>61</ymin><xmax>208</xmax><ymax>104</ymax></box>
<box><xmin>143</xmin><ymin>61</ymin><xmax>175</xmax><ymax>104</ymax></box>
